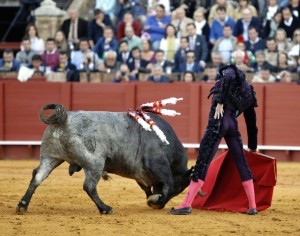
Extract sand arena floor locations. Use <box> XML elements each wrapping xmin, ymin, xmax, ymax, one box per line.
<box><xmin>0</xmin><ymin>160</ymin><xmax>299</xmax><ymax>236</ymax></box>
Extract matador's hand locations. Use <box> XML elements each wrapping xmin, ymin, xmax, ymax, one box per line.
<box><xmin>214</xmin><ymin>103</ymin><xmax>224</xmax><ymax>119</ymax></box>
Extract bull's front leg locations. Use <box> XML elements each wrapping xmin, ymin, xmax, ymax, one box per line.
<box><xmin>83</xmin><ymin>167</ymin><xmax>113</xmax><ymax>214</ymax></box>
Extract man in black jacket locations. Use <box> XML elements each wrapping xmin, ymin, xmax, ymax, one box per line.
<box><xmin>54</xmin><ymin>51</ymin><xmax>79</xmax><ymax>82</ymax></box>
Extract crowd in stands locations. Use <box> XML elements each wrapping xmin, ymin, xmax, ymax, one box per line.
<box><xmin>1</xmin><ymin>0</ymin><xmax>300</xmax><ymax>84</ymax></box>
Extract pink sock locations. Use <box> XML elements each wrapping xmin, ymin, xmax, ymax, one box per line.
<box><xmin>177</xmin><ymin>179</ymin><xmax>205</xmax><ymax>209</ymax></box>
<box><xmin>242</xmin><ymin>179</ymin><xmax>256</xmax><ymax>210</ymax></box>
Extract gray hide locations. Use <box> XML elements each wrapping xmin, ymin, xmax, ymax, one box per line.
<box><xmin>16</xmin><ymin>104</ymin><xmax>192</xmax><ymax>214</ymax></box>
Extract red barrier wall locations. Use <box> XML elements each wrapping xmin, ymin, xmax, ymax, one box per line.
<box><xmin>0</xmin><ymin>81</ymin><xmax>299</xmax><ymax>161</ymax></box>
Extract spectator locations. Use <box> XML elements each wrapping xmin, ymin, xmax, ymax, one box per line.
<box><xmin>24</xmin><ymin>23</ymin><xmax>45</xmax><ymax>54</ymax></box>
<box><xmin>234</xmin><ymin>7</ymin><xmax>262</xmax><ymax>41</ymax></box>
<box><xmin>115</xmin><ymin>0</ymin><xmax>146</xmax><ymax>24</ymax></box>
<box><xmin>128</xmin><ymin>46</ymin><xmax>150</xmax><ymax>77</ymax></box>
<box><xmin>212</xmin><ymin>24</ymin><xmax>237</xmax><ymax>64</ymax></box>
<box><xmin>231</xmin><ymin>41</ymin><xmax>256</xmax><ymax>66</ymax></box>
<box><xmin>264</xmin><ymin>37</ymin><xmax>279</xmax><ymax>67</ymax></box>
<box><xmin>41</xmin><ymin>38</ymin><xmax>59</xmax><ymax>71</ymax></box>
<box><xmin>288</xmin><ymin>0</ymin><xmax>300</xmax><ymax>19</ymax></box>
<box><xmin>210</xmin><ymin>51</ymin><xmax>226</xmax><ymax>70</ymax></box>
<box><xmin>16</xmin><ymin>37</ymin><xmax>36</xmax><ymax>66</ymax></box>
<box><xmin>54</xmin><ymin>30</ymin><xmax>69</xmax><ymax>53</ymax></box>
<box><xmin>201</xmin><ymin>65</ymin><xmax>219</xmax><ymax>83</ymax></box>
<box><xmin>208</xmin><ymin>0</ymin><xmax>235</xmax><ymax>26</ymax></box>
<box><xmin>71</xmin><ymin>38</ymin><xmax>100</xmax><ymax>71</ymax></box>
<box><xmin>159</xmin><ymin>24</ymin><xmax>180</xmax><ymax>63</ymax></box>
<box><xmin>151</xmin><ymin>49</ymin><xmax>173</xmax><ymax>73</ymax></box>
<box><xmin>275</xmin><ymin>28</ymin><xmax>293</xmax><ymax>52</ymax></box>
<box><xmin>275</xmin><ymin>70</ymin><xmax>294</xmax><ymax>83</ymax></box>
<box><xmin>209</xmin><ymin>6</ymin><xmax>236</xmax><ymax>45</ymax></box>
<box><xmin>54</xmin><ymin>51</ymin><xmax>79</xmax><ymax>82</ymax></box>
<box><xmin>141</xmin><ymin>39</ymin><xmax>155</xmax><ymax>65</ymax></box>
<box><xmin>93</xmin><ymin>26</ymin><xmax>118</xmax><ymax>59</ymax></box>
<box><xmin>264</xmin><ymin>0</ymin><xmax>280</xmax><ymax>24</ymax></box>
<box><xmin>279</xmin><ymin>6</ymin><xmax>300</xmax><ymax>40</ymax></box>
<box><xmin>117</xmin><ymin>40</ymin><xmax>133</xmax><ymax>67</ymax></box>
<box><xmin>95</xmin><ymin>0</ymin><xmax>116</xmax><ymax>20</ymax></box>
<box><xmin>117</xmin><ymin>12</ymin><xmax>142</xmax><ymax>41</ymax></box>
<box><xmin>171</xmin><ymin>7</ymin><xmax>193</xmax><ymax>37</ymax></box>
<box><xmin>252</xmin><ymin>67</ymin><xmax>276</xmax><ymax>83</ymax></box>
<box><xmin>174</xmin><ymin>36</ymin><xmax>189</xmax><ymax>72</ymax></box>
<box><xmin>122</xmin><ymin>25</ymin><xmax>142</xmax><ymax>50</ymax></box>
<box><xmin>234</xmin><ymin>0</ymin><xmax>257</xmax><ymax>21</ymax></box>
<box><xmin>113</xmin><ymin>63</ymin><xmax>137</xmax><ymax>82</ymax></box>
<box><xmin>178</xmin><ymin>50</ymin><xmax>204</xmax><ymax>73</ymax></box>
<box><xmin>275</xmin><ymin>51</ymin><xmax>296</xmax><ymax>72</ymax></box>
<box><xmin>147</xmin><ymin>0</ymin><xmax>171</xmax><ymax>16</ymax></box>
<box><xmin>186</xmin><ymin>23</ymin><xmax>208</xmax><ymax>67</ymax></box>
<box><xmin>265</xmin><ymin>10</ymin><xmax>282</xmax><ymax>39</ymax></box>
<box><xmin>177</xmin><ymin>1</ymin><xmax>197</xmax><ymax>19</ymax></box>
<box><xmin>88</xmin><ymin>9</ymin><xmax>113</xmax><ymax>48</ymax></box>
<box><xmin>245</xmin><ymin>26</ymin><xmax>266</xmax><ymax>55</ymax></box>
<box><xmin>147</xmin><ymin>63</ymin><xmax>170</xmax><ymax>82</ymax></box>
<box><xmin>144</xmin><ymin>4</ymin><xmax>171</xmax><ymax>50</ymax></box>
<box><xmin>0</xmin><ymin>50</ymin><xmax>21</xmax><ymax>72</ymax></box>
<box><xmin>231</xmin><ymin>50</ymin><xmax>253</xmax><ymax>72</ymax></box>
<box><xmin>98</xmin><ymin>51</ymin><xmax>120</xmax><ymax>74</ymax></box>
<box><xmin>193</xmin><ymin>8</ymin><xmax>210</xmax><ymax>42</ymax></box>
<box><xmin>251</xmin><ymin>50</ymin><xmax>276</xmax><ymax>73</ymax></box>
<box><xmin>27</xmin><ymin>54</ymin><xmax>45</xmax><ymax>75</ymax></box>
<box><xmin>60</xmin><ymin>9</ymin><xmax>88</xmax><ymax>49</ymax></box>
<box><xmin>182</xmin><ymin>71</ymin><xmax>196</xmax><ymax>82</ymax></box>
<box><xmin>289</xmin><ymin>29</ymin><xmax>300</xmax><ymax>57</ymax></box>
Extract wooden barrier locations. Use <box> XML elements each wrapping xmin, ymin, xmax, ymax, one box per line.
<box><xmin>0</xmin><ymin>81</ymin><xmax>299</xmax><ymax>161</ymax></box>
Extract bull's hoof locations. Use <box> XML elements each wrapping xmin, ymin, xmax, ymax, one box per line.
<box><xmin>100</xmin><ymin>207</ymin><xmax>114</xmax><ymax>214</ymax></box>
<box><xmin>16</xmin><ymin>205</ymin><xmax>27</xmax><ymax>215</ymax></box>
<box><xmin>147</xmin><ymin>194</ymin><xmax>163</xmax><ymax>209</ymax></box>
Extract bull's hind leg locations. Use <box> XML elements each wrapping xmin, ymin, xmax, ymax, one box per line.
<box><xmin>16</xmin><ymin>156</ymin><xmax>64</xmax><ymax>214</ymax></box>
<box><xmin>83</xmin><ymin>168</ymin><xmax>113</xmax><ymax>214</ymax></box>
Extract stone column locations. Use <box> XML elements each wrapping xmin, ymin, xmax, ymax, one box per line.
<box><xmin>34</xmin><ymin>0</ymin><xmax>66</xmax><ymax>41</ymax></box>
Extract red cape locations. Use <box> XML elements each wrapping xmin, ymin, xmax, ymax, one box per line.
<box><xmin>192</xmin><ymin>150</ymin><xmax>277</xmax><ymax>212</ymax></box>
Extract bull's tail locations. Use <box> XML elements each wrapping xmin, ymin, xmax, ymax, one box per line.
<box><xmin>39</xmin><ymin>104</ymin><xmax>67</xmax><ymax>125</ymax></box>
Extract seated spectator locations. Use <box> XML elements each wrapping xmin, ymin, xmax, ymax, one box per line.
<box><xmin>93</xmin><ymin>26</ymin><xmax>118</xmax><ymax>59</ymax></box>
<box><xmin>230</xmin><ymin>41</ymin><xmax>256</xmax><ymax>66</ymax></box>
<box><xmin>275</xmin><ymin>70</ymin><xmax>294</xmax><ymax>83</ymax></box>
<box><xmin>171</xmin><ymin>7</ymin><xmax>193</xmax><ymax>37</ymax></box>
<box><xmin>117</xmin><ymin>12</ymin><xmax>142</xmax><ymax>41</ymax></box>
<box><xmin>177</xmin><ymin>50</ymin><xmax>204</xmax><ymax>73</ymax></box>
<box><xmin>264</xmin><ymin>37</ymin><xmax>279</xmax><ymax>67</ymax></box>
<box><xmin>150</xmin><ymin>49</ymin><xmax>173</xmax><ymax>73</ymax></box>
<box><xmin>24</xmin><ymin>23</ymin><xmax>45</xmax><ymax>54</ymax></box>
<box><xmin>0</xmin><ymin>50</ymin><xmax>21</xmax><ymax>72</ymax></box>
<box><xmin>209</xmin><ymin>6</ymin><xmax>236</xmax><ymax>45</ymax></box>
<box><xmin>210</xmin><ymin>51</ymin><xmax>226</xmax><ymax>70</ymax></box>
<box><xmin>60</xmin><ymin>9</ymin><xmax>88</xmax><ymax>49</ymax></box>
<box><xmin>231</xmin><ymin>50</ymin><xmax>253</xmax><ymax>72</ymax></box>
<box><xmin>147</xmin><ymin>63</ymin><xmax>170</xmax><ymax>83</ymax></box>
<box><xmin>193</xmin><ymin>7</ymin><xmax>210</xmax><ymax>42</ymax></box>
<box><xmin>113</xmin><ymin>63</ymin><xmax>138</xmax><ymax>83</ymax></box>
<box><xmin>251</xmin><ymin>50</ymin><xmax>276</xmax><ymax>73</ymax></box>
<box><xmin>288</xmin><ymin>29</ymin><xmax>300</xmax><ymax>58</ymax></box>
<box><xmin>279</xmin><ymin>6</ymin><xmax>300</xmax><ymax>40</ymax></box>
<box><xmin>128</xmin><ymin>47</ymin><xmax>150</xmax><ymax>76</ymax></box>
<box><xmin>147</xmin><ymin>0</ymin><xmax>171</xmax><ymax>16</ymax></box>
<box><xmin>16</xmin><ymin>37</ymin><xmax>36</xmax><ymax>66</ymax></box>
<box><xmin>144</xmin><ymin>4</ymin><xmax>171</xmax><ymax>50</ymax></box>
<box><xmin>201</xmin><ymin>65</ymin><xmax>219</xmax><ymax>83</ymax></box>
<box><xmin>234</xmin><ymin>0</ymin><xmax>257</xmax><ymax>21</ymax></box>
<box><xmin>159</xmin><ymin>24</ymin><xmax>179</xmax><ymax>63</ymax></box>
<box><xmin>117</xmin><ymin>40</ymin><xmax>133</xmax><ymax>66</ymax></box>
<box><xmin>54</xmin><ymin>30</ymin><xmax>69</xmax><ymax>53</ymax></box>
<box><xmin>275</xmin><ymin>51</ymin><xmax>297</xmax><ymax>72</ymax></box>
<box><xmin>41</xmin><ymin>38</ymin><xmax>60</xmax><ymax>71</ymax></box>
<box><xmin>208</xmin><ymin>0</ymin><xmax>235</xmax><ymax>25</ymax></box>
<box><xmin>95</xmin><ymin>0</ymin><xmax>116</xmax><ymax>20</ymax></box>
<box><xmin>265</xmin><ymin>10</ymin><xmax>282</xmax><ymax>39</ymax></box>
<box><xmin>275</xmin><ymin>28</ymin><xmax>293</xmax><ymax>52</ymax></box>
<box><xmin>98</xmin><ymin>51</ymin><xmax>120</xmax><ymax>73</ymax></box>
<box><xmin>141</xmin><ymin>39</ymin><xmax>155</xmax><ymax>64</ymax></box>
<box><xmin>289</xmin><ymin>0</ymin><xmax>300</xmax><ymax>18</ymax></box>
<box><xmin>54</xmin><ymin>51</ymin><xmax>79</xmax><ymax>82</ymax></box>
<box><xmin>182</xmin><ymin>71</ymin><xmax>196</xmax><ymax>82</ymax></box>
<box><xmin>212</xmin><ymin>24</ymin><xmax>237</xmax><ymax>64</ymax></box>
<box><xmin>186</xmin><ymin>23</ymin><xmax>208</xmax><ymax>67</ymax></box>
<box><xmin>88</xmin><ymin>9</ymin><xmax>113</xmax><ymax>48</ymax></box>
<box><xmin>71</xmin><ymin>38</ymin><xmax>100</xmax><ymax>71</ymax></box>
<box><xmin>245</xmin><ymin>26</ymin><xmax>266</xmax><ymax>55</ymax></box>
<box><xmin>27</xmin><ymin>54</ymin><xmax>45</xmax><ymax>75</ymax></box>
<box><xmin>174</xmin><ymin>36</ymin><xmax>189</xmax><ymax>72</ymax></box>
<box><xmin>252</xmin><ymin>67</ymin><xmax>276</xmax><ymax>83</ymax></box>
<box><xmin>122</xmin><ymin>25</ymin><xmax>142</xmax><ymax>51</ymax></box>
<box><xmin>264</xmin><ymin>0</ymin><xmax>280</xmax><ymax>25</ymax></box>
<box><xmin>233</xmin><ymin>8</ymin><xmax>262</xmax><ymax>42</ymax></box>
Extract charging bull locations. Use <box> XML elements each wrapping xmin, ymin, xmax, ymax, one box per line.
<box><xmin>16</xmin><ymin>104</ymin><xmax>192</xmax><ymax>214</ymax></box>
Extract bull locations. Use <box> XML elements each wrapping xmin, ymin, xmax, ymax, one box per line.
<box><xmin>16</xmin><ymin>104</ymin><xmax>192</xmax><ymax>214</ymax></box>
